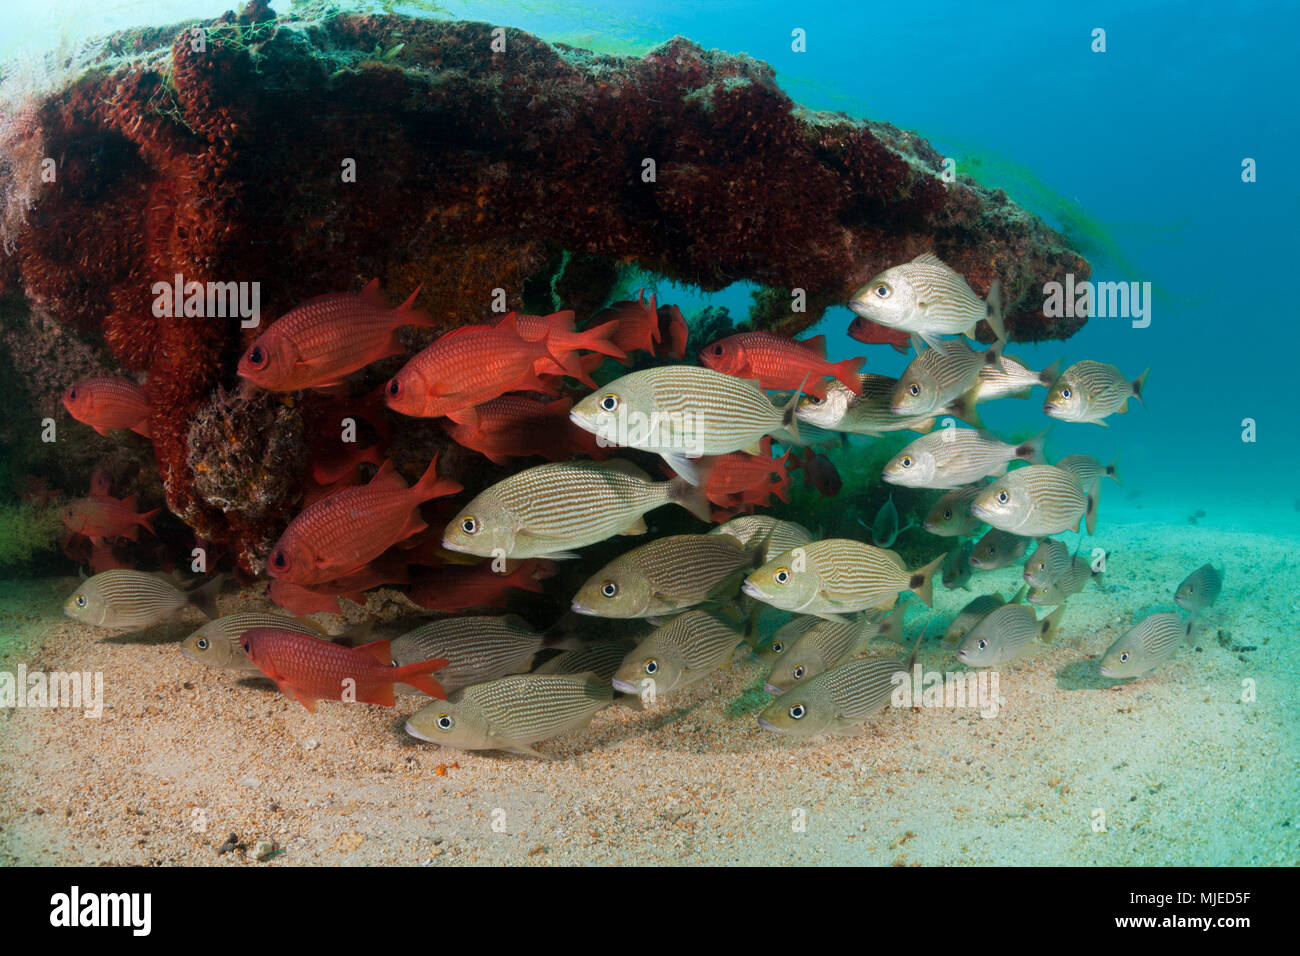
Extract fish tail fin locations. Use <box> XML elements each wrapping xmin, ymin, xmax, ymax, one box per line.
<box><xmin>1132</xmin><ymin>367</ymin><xmax>1150</xmax><ymax>406</ymax></box>
<box><xmin>985</xmin><ymin>278</ymin><xmax>1006</xmax><ymax>345</ymax></box>
<box><xmin>668</xmin><ymin>474</ymin><xmax>713</xmax><ymax>523</ymax></box>
<box><xmin>878</xmin><ymin>600</ymin><xmax>907</xmax><ymax>642</ymax></box>
<box><xmin>186</xmin><ymin>573</ymin><xmax>227</xmax><ymax>620</ymax></box>
<box><xmin>1184</xmin><ymin>617</ymin><xmax>1197</xmax><ymax>646</ymax></box>
<box><xmin>557</xmin><ymin>351</ymin><xmax>598</xmax><ymax>388</ymax></box>
<box><xmin>1041</xmin><ymin>604</ymin><xmax>1067</xmax><ymax>643</ymax></box>
<box><xmin>412</xmin><ymin>453</ymin><xmax>463</xmax><ymax>503</ymax></box>
<box><xmin>983</xmin><ymin>337</ymin><xmax>1005</xmax><ymax>373</ymax></box>
<box><xmin>1038</xmin><ymin>357</ymin><xmax>1064</xmax><ymax>387</ymax></box>
<box><xmin>909</xmin><ymin>554</ymin><xmax>945</xmax><ymax>608</ymax></box>
<box><xmin>904</xmin><ymin>621</ymin><xmax>927</xmax><ymax>670</ymax></box>
<box><xmin>396</xmin><ymin>283</ymin><xmax>435</xmax><ymax>326</ymax></box>
<box><xmin>577</xmin><ymin>318</ymin><xmax>628</xmax><ymax>360</ymax></box>
<box><xmin>777</xmin><ymin>376</ymin><xmax>807</xmax><ymax>446</ymax></box>
<box><xmin>139</xmin><ymin>507</ymin><xmax>161</xmax><ymax>536</ymax></box>
<box><xmin>395</xmin><ymin>656</ymin><xmax>450</xmax><ymax>699</ymax></box>
<box><xmin>1106</xmin><ymin>452</ymin><xmax>1122</xmax><ymax>486</ymax></box>
<box><xmin>833</xmin><ymin>356</ymin><xmax>866</xmax><ymax>394</ymax></box>
<box><xmin>1017</xmin><ymin>427</ymin><xmax>1050</xmax><ymax>464</ymax></box>
<box><xmin>1083</xmin><ymin>491</ymin><xmax>1099</xmax><ymax>535</ymax></box>
<box><xmin>948</xmin><ymin>388</ymin><xmax>984</xmax><ymax>430</ymax></box>
<box><xmin>130</xmin><ymin>418</ymin><xmax>153</xmax><ymax>439</ymax></box>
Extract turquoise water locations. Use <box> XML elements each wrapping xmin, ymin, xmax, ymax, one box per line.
<box><xmin>0</xmin><ymin>1</ymin><xmax>1296</xmax><ymax>869</ymax></box>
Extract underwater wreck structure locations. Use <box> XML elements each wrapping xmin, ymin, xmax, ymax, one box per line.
<box><xmin>0</xmin><ymin>1</ymin><xmax>1089</xmax><ymax>573</ymax></box>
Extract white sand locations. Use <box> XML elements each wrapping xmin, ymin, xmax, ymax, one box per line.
<box><xmin>1</xmin><ymin>507</ymin><xmax>1297</xmax><ymax>866</ymax></box>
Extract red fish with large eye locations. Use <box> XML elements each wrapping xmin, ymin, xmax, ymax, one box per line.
<box><xmin>443</xmin><ymin>395</ymin><xmax>611</xmax><ymax>465</ymax></box>
<box><xmin>62</xmin><ymin>377</ymin><xmax>152</xmax><ymax>438</ymax></box>
<box><xmin>495</xmin><ymin>311</ymin><xmax>625</xmax><ymax>386</ymax></box>
<box><xmin>267</xmin><ymin>456</ymin><xmax>461</xmax><ymax>586</ymax></box>
<box><xmin>847</xmin><ymin>316</ymin><xmax>911</xmax><ymax>354</ymax></box>
<box><xmin>238</xmin><ymin>279</ymin><xmax>437</xmax><ymax>392</ymax></box>
<box><xmin>407</xmin><ymin>558</ymin><xmax>557</xmax><ymax>612</ymax></box>
<box><xmin>698</xmin><ymin>332</ymin><xmax>864</xmax><ymax>399</ymax></box>
<box><xmin>239</xmin><ymin>627</ymin><xmax>449</xmax><ymax>712</ymax></box>
<box><xmin>62</xmin><ymin>494</ymin><xmax>160</xmax><ymax>545</ymax></box>
<box><xmin>383</xmin><ymin>315</ymin><xmax>568</xmax><ymax>423</ymax></box>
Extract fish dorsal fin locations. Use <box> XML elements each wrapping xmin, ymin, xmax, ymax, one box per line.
<box><xmin>798</xmin><ymin>334</ymin><xmax>827</xmax><ymax>358</ymax></box>
<box><xmin>355</xmin><ymin>639</ymin><xmax>393</xmax><ymax>666</ymax></box>
<box><xmin>369</xmin><ymin>459</ymin><xmax>408</xmax><ymax>490</ymax></box>
<box><xmin>912</xmin><ymin>252</ymin><xmax>947</xmax><ymax>268</ymax></box>
<box><xmin>619</xmin><ymin>517</ymin><xmax>648</xmax><ymax>535</ymax></box>
<box><xmin>358</xmin><ymin>278</ymin><xmax>387</xmax><ymax>308</ymax></box>
<box><xmin>545</xmin><ymin>310</ymin><xmax>577</xmax><ymax>331</ymax></box>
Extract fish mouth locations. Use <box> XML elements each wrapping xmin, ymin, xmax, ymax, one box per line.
<box><xmin>404</xmin><ymin>720</ymin><xmax>435</xmax><ymax>743</ymax></box>
<box><xmin>571</xmin><ymin>600</ymin><xmax>596</xmax><ymax>615</ymax></box>
<box><xmin>567</xmin><ymin>409</ymin><xmax>596</xmax><ymax>433</ymax></box>
<box><xmin>741</xmin><ymin>580</ymin><xmax>772</xmax><ymax>600</ymax></box>
<box><xmin>763</xmin><ymin>682</ymin><xmax>784</xmax><ymax>695</ymax></box>
<box><xmin>756</xmin><ymin>717</ymin><xmax>781</xmax><ymax>732</ymax></box>
<box><xmin>439</xmin><ymin>536</ymin><xmax>474</xmax><ymax>555</ymax></box>
<box><xmin>969</xmin><ymin>502</ymin><xmax>992</xmax><ymax>522</ymax></box>
<box><xmin>611</xmin><ymin>678</ymin><xmax>640</xmax><ymax>695</ymax></box>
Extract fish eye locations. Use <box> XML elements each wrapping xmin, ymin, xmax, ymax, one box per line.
<box><xmin>436</xmin><ymin>713</ymin><xmax>454</xmax><ymax>731</ymax></box>
<box><xmin>461</xmin><ymin>516</ymin><xmax>478</xmax><ymax>535</ymax></box>
<box><xmin>943</xmin><ymin>509</ymin><xmax>952</xmax><ymax>519</ymax></box>
<box><xmin>196</xmin><ymin>638</ymin><xmax>209</xmax><ymax>650</ymax></box>
<box><xmin>793</xmin><ymin>665</ymin><xmax>805</xmax><ymax>679</ymax></box>
<box><xmin>774</xmin><ymin>567</ymin><xmax>791</xmax><ymax>584</ymax></box>
<box><xmin>901</xmin><ymin>456</ymin><xmax>913</xmax><ymax>469</ymax></box>
<box><xmin>271</xmin><ymin>550</ymin><xmax>288</xmax><ymax>569</ymax></box>
<box><xmin>1061</xmin><ymin>387</ymin><xmax>1072</xmax><ymax>399</ymax></box>
<box><xmin>806</xmin><ymin>395</ymin><xmax>822</xmax><ymax>405</ymax></box>
<box><xmin>977</xmin><ymin>639</ymin><xmax>987</xmax><ymax>650</ymax></box>
<box><xmin>986</xmin><ymin>545</ymin><xmax>997</xmax><ymax>554</ymax></box>
<box><xmin>386</xmin><ymin>378</ymin><xmax>401</xmax><ymax>398</ymax></box>
<box><xmin>908</xmin><ymin>383</ymin><xmax>920</xmax><ymax>397</ymax></box>
<box><xmin>247</xmin><ymin>345</ymin><xmax>267</xmax><ymax>369</ymax></box>
<box><xmin>68</xmin><ymin>387</ymin><xmax>78</xmax><ymax>400</ymax></box>
<box><xmin>997</xmin><ymin>491</ymin><xmax>1009</xmax><ymax>504</ymax></box>
<box><xmin>75</xmin><ymin>594</ymin><xmax>86</xmax><ymax>607</ymax></box>
<box><xmin>600</xmin><ymin>580</ymin><xmax>618</xmax><ymax>598</ymax></box>
<box><xmin>873</xmin><ymin>283</ymin><xmax>891</xmax><ymax>299</ymax></box>
<box><xmin>789</xmin><ymin>703</ymin><xmax>807</xmax><ymax>719</ymax></box>
<box><xmin>712</xmin><ymin>345</ymin><xmax>724</xmax><ymax>356</ymax></box>
<box><xmin>241</xmin><ymin>639</ymin><xmax>250</xmax><ymax>653</ymax></box>
<box><xmin>1119</xmin><ymin>652</ymin><xmax>1130</xmax><ymax>663</ymax></box>
<box><xmin>772</xmin><ymin>642</ymin><xmax>784</xmax><ymax>653</ymax></box>
<box><xmin>1038</xmin><ymin>561</ymin><xmax>1045</xmax><ymax>570</ymax></box>
<box><xmin>599</xmin><ymin>393</ymin><xmax>619</xmax><ymax>412</ymax></box>
<box><xmin>643</xmin><ymin>659</ymin><xmax>659</xmax><ymax>675</ymax></box>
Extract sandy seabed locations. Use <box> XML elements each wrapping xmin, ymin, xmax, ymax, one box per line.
<box><xmin>2</xmin><ymin>500</ymin><xmax>1297</xmax><ymax>867</ymax></box>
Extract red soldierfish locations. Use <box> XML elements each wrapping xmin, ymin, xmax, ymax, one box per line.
<box><xmin>407</xmin><ymin>559</ymin><xmax>556</xmax><ymax>612</ymax></box>
<box><xmin>383</xmin><ymin>315</ymin><xmax>567</xmax><ymax>423</ymax></box>
<box><xmin>599</xmin><ymin>290</ymin><xmax>661</xmax><ymax>362</ymax></box>
<box><xmin>657</xmin><ymin>304</ymin><xmax>689</xmax><ymax>360</ymax></box>
<box><xmin>703</xmin><ymin>438</ymin><xmax>794</xmax><ymax>508</ymax></box>
<box><xmin>798</xmin><ymin>451</ymin><xmax>843</xmax><ymax>498</ymax></box>
<box><xmin>62</xmin><ymin>494</ymin><xmax>160</xmax><ymax>544</ymax></box>
<box><xmin>848</xmin><ymin>316</ymin><xmax>911</xmax><ymax>354</ymax></box>
<box><xmin>496</xmin><ymin>311</ymin><xmax>625</xmax><ymax>386</ymax></box>
<box><xmin>443</xmin><ymin>395</ymin><xmax>610</xmax><ymax>465</ymax></box>
<box><xmin>268</xmin><ymin>558</ymin><xmax>411</xmax><ymax>615</ymax></box>
<box><xmin>63</xmin><ymin>377</ymin><xmax>152</xmax><ymax>437</ymax></box>
<box><xmin>239</xmin><ymin>627</ymin><xmax>449</xmax><ymax>712</ymax></box>
<box><xmin>267</xmin><ymin>456</ymin><xmax>462</xmax><ymax>586</ymax></box>
<box><xmin>699</xmin><ymin>332</ymin><xmax>864</xmax><ymax>400</ymax></box>
<box><xmin>238</xmin><ymin>279</ymin><xmax>437</xmax><ymax>391</ymax></box>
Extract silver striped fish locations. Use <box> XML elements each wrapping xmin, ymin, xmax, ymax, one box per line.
<box><xmin>883</xmin><ymin>428</ymin><xmax>1046</xmax><ymax>489</ymax></box>
<box><xmin>64</xmin><ymin>571</ymin><xmax>222</xmax><ymax>629</ymax></box>
<box><xmin>181</xmin><ymin>612</ymin><xmax>324</xmax><ymax>671</ymax></box>
<box><xmin>753</xmin><ymin>613</ymin><xmax>822</xmax><ymax>665</ymax></box>
<box><xmin>611</xmin><ymin>610</ymin><xmax>745</xmax><ymax>697</ymax></box>
<box><xmin>891</xmin><ymin>336</ymin><xmax>1001</xmax><ymax>420</ymax></box>
<box><xmin>571</xmin><ymin>533</ymin><xmax>751</xmax><ymax>618</ymax></box>
<box><xmin>534</xmin><ymin>639</ymin><xmax>637</xmax><ymax>680</ymax></box>
<box><xmin>568</xmin><ymin>365</ymin><xmax>801</xmax><ymax>485</ymax></box>
<box><xmin>972</xmin><ymin>465</ymin><xmax>1098</xmax><ymax>536</ymax></box>
<box><xmin>405</xmin><ymin>672</ymin><xmax>613</xmax><ymax>757</ymax></box>
<box><xmin>390</xmin><ymin>615</ymin><xmax>563</xmax><ymax>693</ymax></box>
<box><xmin>710</xmin><ymin>515</ymin><xmax>813</xmax><ymax>563</ymax></box>
<box><xmin>956</xmin><ymin>602</ymin><xmax>1066</xmax><ymax>667</ymax></box>
<box><xmin>941</xmin><ymin>591</ymin><xmax>1014</xmax><ymax>649</ymax></box>
<box><xmin>1023</xmin><ymin>537</ymin><xmax>1074</xmax><ymax>587</ymax></box>
<box><xmin>763</xmin><ymin>606</ymin><xmax>903</xmax><ymax>693</ymax></box>
<box><xmin>847</xmin><ymin>251</ymin><xmax>1006</xmax><ymax>350</ymax></box>
<box><xmin>1044</xmin><ymin>360</ymin><xmax>1149</xmax><ymax>424</ymax></box>
<box><xmin>923</xmin><ymin>482</ymin><xmax>990</xmax><ymax>536</ymax></box>
<box><xmin>1057</xmin><ymin>454</ymin><xmax>1121</xmax><ymax>495</ymax></box>
<box><xmin>969</xmin><ymin>528</ymin><xmax>1031</xmax><ymax>570</ymax></box>
<box><xmin>743</xmin><ymin>539</ymin><xmax>944</xmax><ymax>619</ymax></box>
<box><xmin>441</xmin><ymin>459</ymin><xmax>709</xmax><ymax>559</ymax></box>
<box><xmin>1099</xmin><ymin>613</ymin><xmax>1192</xmax><ymax>679</ymax></box>
<box><xmin>797</xmin><ymin>374</ymin><xmax>939</xmax><ymax>436</ymax></box>
<box><xmin>973</xmin><ymin>355</ymin><xmax>1062</xmax><ymax>402</ymax></box>
<box><xmin>758</xmin><ymin>654</ymin><xmax>912</xmax><ymax>737</ymax></box>
<box><xmin>1027</xmin><ymin>555</ymin><xmax>1101</xmax><ymax>605</ymax></box>
<box><xmin>1174</xmin><ymin>563</ymin><xmax>1224</xmax><ymax>615</ymax></box>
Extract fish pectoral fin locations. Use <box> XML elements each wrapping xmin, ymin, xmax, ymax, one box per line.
<box><xmin>277</xmin><ymin>680</ymin><xmax>317</xmax><ymax>713</ymax></box>
<box><xmin>505</xmin><ymin>743</ymin><xmax>550</xmax><ymax>759</ymax></box>
<box><xmin>813</xmin><ymin>611</ymin><xmax>851</xmax><ymax>624</ymax></box>
<box><xmin>662</xmin><ymin>453</ymin><xmax>704</xmax><ymax>486</ymax></box>
<box><xmin>618</xmin><ymin>517</ymin><xmax>648</xmax><ymax>535</ymax></box>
